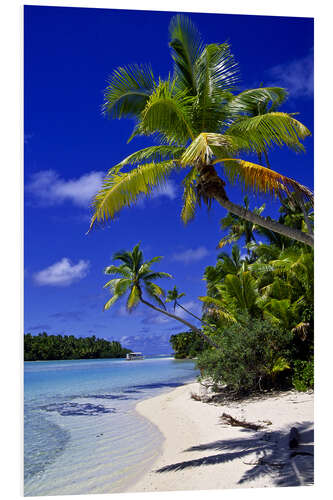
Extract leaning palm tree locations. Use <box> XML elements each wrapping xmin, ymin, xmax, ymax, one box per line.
<box><xmin>166</xmin><ymin>285</ymin><xmax>214</xmax><ymax>327</ymax></box>
<box><xmin>90</xmin><ymin>15</ymin><xmax>313</xmax><ymax>247</ymax></box>
<box><xmin>103</xmin><ymin>244</ymin><xmax>219</xmax><ymax>348</ymax></box>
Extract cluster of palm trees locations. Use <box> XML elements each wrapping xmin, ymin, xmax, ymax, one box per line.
<box><xmin>201</xmin><ymin>241</ymin><xmax>313</xmax><ymax>337</ymax></box>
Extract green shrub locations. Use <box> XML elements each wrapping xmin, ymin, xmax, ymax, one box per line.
<box><xmin>292</xmin><ymin>358</ymin><xmax>314</xmax><ymax>391</ymax></box>
<box><xmin>196</xmin><ymin>317</ymin><xmax>293</xmax><ymax>394</ymax></box>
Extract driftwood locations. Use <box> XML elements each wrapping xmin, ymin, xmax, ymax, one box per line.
<box><xmin>190</xmin><ymin>392</ymin><xmax>202</xmax><ymax>401</ymax></box>
<box><xmin>220</xmin><ymin>412</ymin><xmax>264</xmax><ymax>431</ymax></box>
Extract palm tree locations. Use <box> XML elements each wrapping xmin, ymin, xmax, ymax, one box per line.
<box><xmin>166</xmin><ymin>285</ymin><xmax>215</xmax><ymax>327</ymax></box>
<box><xmin>202</xmin><ymin>245</ymin><xmax>245</xmax><ymax>298</ymax></box>
<box><xmin>103</xmin><ymin>244</ymin><xmax>219</xmax><ymax>348</ymax></box>
<box><xmin>90</xmin><ymin>15</ymin><xmax>313</xmax><ymax>247</ymax></box>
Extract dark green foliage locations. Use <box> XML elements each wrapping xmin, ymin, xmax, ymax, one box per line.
<box><xmin>196</xmin><ymin>318</ymin><xmax>293</xmax><ymax>394</ymax></box>
<box><xmin>292</xmin><ymin>358</ymin><xmax>314</xmax><ymax>392</ymax></box>
<box><xmin>24</xmin><ymin>333</ymin><xmax>131</xmax><ymax>361</ymax></box>
<box><xmin>199</xmin><ymin>197</ymin><xmax>314</xmax><ymax>394</ymax></box>
<box><xmin>169</xmin><ymin>331</ymin><xmax>209</xmax><ymax>359</ymax></box>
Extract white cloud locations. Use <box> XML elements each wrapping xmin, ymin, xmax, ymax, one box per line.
<box><xmin>27</xmin><ymin>170</ymin><xmax>177</xmax><ymax>209</ymax></box>
<box><xmin>26</xmin><ymin>170</ymin><xmax>104</xmax><ymax>207</ymax></box>
<box><xmin>266</xmin><ymin>50</ymin><xmax>313</xmax><ymax>99</ymax></box>
<box><xmin>172</xmin><ymin>246</ymin><xmax>210</xmax><ymax>264</ymax></box>
<box><xmin>145</xmin><ymin>313</ymin><xmax>170</xmax><ymax>325</ymax></box>
<box><xmin>152</xmin><ymin>180</ymin><xmax>177</xmax><ymax>200</ymax></box>
<box><xmin>135</xmin><ymin>180</ymin><xmax>178</xmax><ymax>208</ymax></box>
<box><xmin>34</xmin><ymin>258</ymin><xmax>90</xmax><ymax>286</ymax></box>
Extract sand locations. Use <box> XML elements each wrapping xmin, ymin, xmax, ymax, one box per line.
<box><xmin>126</xmin><ymin>382</ymin><xmax>314</xmax><ymax>492</ymax></box>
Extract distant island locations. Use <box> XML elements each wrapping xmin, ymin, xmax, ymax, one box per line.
<box><xmin>24</xmin><ymin>332</ymin><xmax>132</xmax><ymax>361</ymax></box>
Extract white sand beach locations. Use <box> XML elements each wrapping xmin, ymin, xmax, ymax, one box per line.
<box><xmin>127</xmin><ymin>382</ymin><xmax>314</xmax><ymax>492</ymax></box>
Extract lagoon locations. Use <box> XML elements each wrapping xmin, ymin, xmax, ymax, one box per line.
<box><xmin>24</xmin><ymin>356</ymin><xmax>198</xmax><ymax>496</ymax></box>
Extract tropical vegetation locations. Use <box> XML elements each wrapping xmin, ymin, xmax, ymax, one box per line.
<box><xmin>24</xmin><ymin>332</ymin><xmax>131</xmax><ymax>361</ymax></box>
<box><xmin>169</xmin><ymin>330</ymin><xmax>210</xmax><ymax>359</ymax></box>
<box><xmin>90</xmin><ymin>14</ymin><xmax>314</xmax><ymax>395</ymax></box>
<box><xmin>90</xmin><ymin>14</ymin><xmax>313</xmax><ymax>248</ymax></box>
<box><xmin>195</xmin><ymin>197</ymin><xmax>314</xmax><ymax>393</ymax></box>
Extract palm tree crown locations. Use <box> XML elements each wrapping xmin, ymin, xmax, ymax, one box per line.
<box><xmin>90</xmin><ymin>15</ymin><xmax>313</xmax><ymax>247</ymax></box>
<box><xmin>103</xmin><ymin>244</ymin><xmax>172</xmax><ymax>312</ymax></box>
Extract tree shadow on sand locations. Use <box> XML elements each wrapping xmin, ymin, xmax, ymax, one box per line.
<box><xmin>155</xmin><ymin>421</ymin><xmax>314</xmax><ymax>487</ymax></box>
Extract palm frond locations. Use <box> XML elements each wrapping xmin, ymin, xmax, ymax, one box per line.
<box><xmin>103</xmin><ymin>64</ymin><xmax>155</xmax><ymax>119</ymax></box>
<box><xmin>90</xmin><ymin>161</ymin><xmax>176</xmax><ymax>228</ymax></box>
<box><xmin>141</xmin><ymin>271</ymin><xmax>173</xmax><ymax>281</ymax></box>
<box><xmin>114</xmin><ymin>278</ymin><xmax>133</xmax><ymax>296</ymax></box>
<box><xmin>126</xmin><ymin>285</ymin><xmax>141</xmax><ymax>311</ymax></box>
<box><xmin>145</xmin><ymin>281</ymin><xmax>167</xmax><ymax>309</ymax></box>
<box><xmin>181</xmin><ymin>167</ymin><xmax>198</xmax><ymax>223</ymax></box>
<box><xmin>226</xmin><ymin>112</ymin><xmax>311</xmax><ymax>154</ymax></box>
<box><xmin>198</xmin><ymin>295</ymin><xmax>236</xmax><ymax>323</ymax></box>
<box><xmin>216</xmin><ymin>157</ymin><xmax>313</xmax><ymax>205</ymax></box>
<box><xmin>195</xmin><ymin>43</ymin><xmax>240</xmax><ymax>94</ymax></box>
<box><xmin>169</xmin><ymin>14</ymin><xmax>204</xmax><ymax>94</ymax></box>
<box><xmin>140</xmin><ymin>80</ymin><xmax>195</xmax><ymax>144</ymax></box>
<box><xmin>225</xmin><ymin>87</ymin><xmax>287</xmax><ymax>117</ymax></box>
<box><xmin>217</xmin><ymin>233</ymin><xmax>239</xmax><ymax>249</ymax></box>
<box><xmin>103</xmin><ymin>294</ymin><xmax>121</xmax><ymax>311</ymax></box>
<box><xmin>112</xmin><ymin>250</ymin><xmax>134</xmax><ymax>268</ymax></box>
<box><xmin>104</xmin><ymin>264</ymin><xmax>131</xmax><ymax>277</ymax></box>
<box><xmin>181</xmin><ymin>132</ymin><xmax>236</xmax><ymax>165</ymax></box>
<box><xmin>108</xmin><ymin>145</ymin><xmax>185</xmax><ymax>174</ymax></box>
<box><xmin>194</xmin><ymin>43</ymin><xmax>240</xmax><ymax>131</ymax></box>
<box><xmin>103</xmin><ymin>278</ymin><xmax>123</xmax><ymax>290</ymax></box>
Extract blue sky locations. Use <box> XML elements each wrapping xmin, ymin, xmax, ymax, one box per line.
<box><xmin>24</xmin><ymin>5</ymin><xmax>314</xmax><ymax>354</ymax></box>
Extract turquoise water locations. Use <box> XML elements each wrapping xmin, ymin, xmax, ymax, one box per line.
<box><xmin>24</xmin><ymin>356</ymin><xmax>198</xmax><ymax>496</ymax></box>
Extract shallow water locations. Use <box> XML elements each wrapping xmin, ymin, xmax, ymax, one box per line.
<box><xmin>24</xmin><ymin>356</ymin><xmax>198</xmax><ymax>496</ymax></box>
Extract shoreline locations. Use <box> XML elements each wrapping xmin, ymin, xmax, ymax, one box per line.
<box><xmin>126</xmin><ymin>382</ymin><xmax>314</xmax><ymax>492</ymax></box>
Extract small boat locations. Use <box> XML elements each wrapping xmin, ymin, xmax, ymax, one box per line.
<box><xmin>126</xmin><ymin>352</ymin><xmax>144</xmax><ymax>360</ymax></box>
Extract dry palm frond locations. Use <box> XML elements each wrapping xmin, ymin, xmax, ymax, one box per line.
<box><xmin>213</xmin><ymin>158</ymin><xmax>313</xmax><ymax>206</ymax></box>
<box><xmin>181</xmin><ymin>132</ymin><xmax>236</xmax><ymax>165</ymax></box>
<box><xmin>292</xmin><ymin>322</ymin><xmax>310</xmax><ymax>341</ymax></box>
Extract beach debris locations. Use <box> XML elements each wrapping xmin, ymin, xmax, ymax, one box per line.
<box><xmin>220</xmin><ymin>412</ymin><xmax>265</xmax><ymax>431</ymax></box>
<box><xmin>190</xmin><ymin>391</ymin><xmax>202</xmax><ymax>401</ymax></box>
<box><xmin>289</xmin><ymin>427</ymin><xmax>300</xmax><ymax>448</ymax></box>
<box><xmin>261</xmin><ymin>420</ymin><xmax>272</xmax><ymax>426</ymax></box>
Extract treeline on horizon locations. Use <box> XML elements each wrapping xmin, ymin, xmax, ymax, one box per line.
<box><xmin>24</xmin><ymin>332</ymin><xmax>132</xmax><ymax>361</ymax></box>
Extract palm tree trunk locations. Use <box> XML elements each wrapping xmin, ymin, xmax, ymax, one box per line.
<box><xmin>294</xmin><ymin>189</ymin><xmax>314</xmax><ymax>236</ymax></box>
<box><xmin>197</xmin><ymin>164</ymin><xmax>314</xmax><ymax>248</ymax></box>
<box><xmin>176</xmin><ymin>302</ymin><xmax>213</xmax><ymax>329</ymax></box>
<box><xmin>216</xmin><ymin>197</ymin><xmax>314</xmax><ymax>248</ymax></box>
<box><xmin>139</xmin><ymin>297</ymin><xmax>219</xmax><ymax>348</ymax></box>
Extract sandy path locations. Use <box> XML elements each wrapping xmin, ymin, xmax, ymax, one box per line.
<box><xmin>126</xmin><ymin>382</ymin><xmax>314</xmax><ymax>493</ymax></box>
